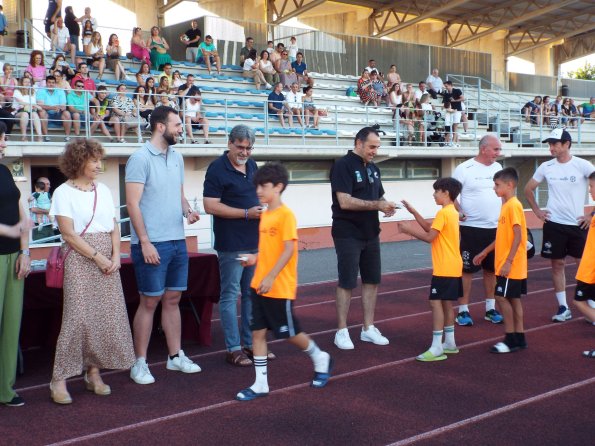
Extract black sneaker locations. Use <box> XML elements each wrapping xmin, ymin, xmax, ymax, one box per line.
<box><xmin>3</xmin><ymin>395</ymin><xmax>24</xmax><ymax>406</ymax></box>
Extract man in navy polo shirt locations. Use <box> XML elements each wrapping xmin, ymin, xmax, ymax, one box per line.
<box><xmin>291</xmin><ymin>52</ymin><xmax>313</xmax><ymax>87</ymax></box>
<box><xmin>267</xmin><ymin>82</ymin><xmax>290</xmax><ymax>128</ymax></box>
<box><xmin>330</xmin><ymin>126</ymin><xmax>398</xmax><ymax>350</ymax></box>
<box><xmin>204</xmin><ymin>125</ymin><xmax>267</xmax><ymax>367</ymax></box>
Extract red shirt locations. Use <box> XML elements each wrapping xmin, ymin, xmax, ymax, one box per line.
<box><xmin>70</xmin><ymin>74</ymin><xmax>96</xmax><ymax>92</ymax></box>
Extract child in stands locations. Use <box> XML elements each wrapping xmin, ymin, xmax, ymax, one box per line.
<box><xmin>473</xmin><ymin>167</ymin><xmax>528</xmax><ymax>353</ymax></box>
<box><xmin>236</xmin><ymin>162</ymin><xmax>332</xmax><ymax>401</ymax></box>
<box><xmin>399</xmin><ymin>177</ymin><xmax>463</xmax><ymax>361</ymax></box>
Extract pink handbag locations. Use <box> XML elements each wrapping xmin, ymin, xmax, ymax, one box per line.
<box><xmin>45</xmin><ymin>187</ymin><xmax>97</xmax><ymax>289</ymax></box>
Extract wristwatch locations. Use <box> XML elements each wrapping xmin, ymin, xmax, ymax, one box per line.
<box><xmin>19</xmin><ymin>249</ymin><xmax>30</xmax><ymax>256</ymax></box>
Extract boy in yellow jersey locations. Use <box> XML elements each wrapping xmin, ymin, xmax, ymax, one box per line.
<box><xmin>574</xmin><ymin>171</ymin><xmax>595</xmax><ymax>358</ymax></box>
<box><xmin>474</xmin><ymin>167</ymin><xmax>528</xmax><ymax>353</ymax></box>
<box><xmin>399</xmin><ymin>178</ymin><xmax>463</xmax><ymax>361</ymax></box>
<box><xmin>236</xmin><ymin>163</ymin><xmax>332</xmax><ymax>401</ymax></box>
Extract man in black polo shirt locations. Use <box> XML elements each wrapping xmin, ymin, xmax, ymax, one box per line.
<box><xmin>442</xmin><ymin>81</ymin><xmax>464</xmax><ymax>146</ymax></box>
<box><xmin>330</xmin><ymin>127</ymin><xmax>398</xmax><ymax>350</ymax></box>
<box><xmin>203</xmin><ymin>125</ymin><xmax>267</xmax><ymax>367</ymax></box>
<box><xmin>180</xmin><ymin>20</ymin><xmax>201</xmax><ymax>63</ymax></box>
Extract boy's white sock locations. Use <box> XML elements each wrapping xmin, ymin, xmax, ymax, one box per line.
<box><xmin>251</xmin><ymin>356</ymin><xmax>269</xmax><ymax>393</ymax></box>
<box><xmin>304</xmin><ymin>340</ymin><xmax>330</xmax><ymax>373</ymax></box>
<box><xmin>458</xmin><ymin>304</ymin><xmax>469</xmax><ymax>313</ymax></box>
<box><xmin>443</xmin><ymin>325</ymin><xmax>456</xmax><ymax>349</ymax></box>
<box><xmin>555</xmin><ymin>291</ymin><xmax>567</xmax><ymax>307</ymax></box>
<box><xmin>429</xmin><ymin>330</ymin><xmax>444</xmax><ymax>356</ymax></box>
<box><xmin>485</xmin><ymin>299</ymin><xmax>496</xmax><ymax>312</ymax></box>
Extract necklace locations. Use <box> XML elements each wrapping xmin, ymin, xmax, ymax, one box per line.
<box><xmin>69</xmin><ymin>180</ymin><xmax>95</xmax><ymax>192</ymax></box>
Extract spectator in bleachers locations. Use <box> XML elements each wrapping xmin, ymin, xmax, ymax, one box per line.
<box><xmin>285</xmin><ymin>82</ymin><xmax>304</xmax><ymax>127</ymax></box>
<box><xmin>370</xmin><ymin>71</ymin><xmax>388</xmax><ymax>106</ymax></box>
<box><xmin>560</xmin><ymin>98</ymin><xmax>571</xmax><ymax>127</ymax></box>
<box><xmin>386</xmin><ymin>65</ymin><xmax>401</xmax><ymax>90</ymax></box>
<box><xmin>579</xmin><ymin>97</ymin><xmax>595</xmax><ymax>122</ymax></box>
<box><xmin>147</xmin><ymin>26</ymin><xmax>171</xmax><ymax>71</ymax></box>
<box><xmin>180</xmin><ymin>20</ymin><xmax>201</xmax><ymax>63</ymax></box>
<box><xmin>0</xmin><ymin>6</ymin><xmax>6</xmax><ymax>47</ymax></box>
<box><xmin>106</xmin><ymin>34</ymin><xmax>128</xmax><ymax>82</ymax></box>
<box><xmin>287</xmin><ymin>36</ymin><xmax>298</xmax><ymax>64</ymax></box>
<box><xmin>553</xmin><ymin>95</ymin><xmax>563</xmax><ymax>115</ymax></box>
<box><xmin>388</xmin><ymin>82</ymin><xmax>402</xmax><ymax>119</ymax></box>
<box><xmin>51</xmin><ymin>17</ymin><xmax>76</xmax><ymax>65</ymax></box>
<box><xmin>160</xmin><ymin>63</ymin><xmax>173</xmax><ymax>85</ymax></box>
<box><xmin>130</xmin><ymin>27</ymin><xmax>151</xmax><ymax>66</ymax></box>
<box><xmin>442</xmin><ymin>81</ymin><xmax>463</xmax><ymax>140</ymax></box>
<box><xmin>442</xmin><ymin>101</ymin><xmax>456</xmax><ymax>146</ymax></box>
<box><xmin>37</xmin><ymin>75</ymin><xmax>72</xmax><ymax>142</ymax></box>
<box><xmin>239</xmin><ymin>37</ymin><xmax>255</xmax><ymax>66</ymax></box>
<box><xmin>83</xmin><ymin>31</ymin><xmax>106</xmax><ymax>81</ymax></box>
<box><xmin>197</xmin><ymin>35</ymin><xmax>221</xmax><ymax>75</ymax></box>
<box><xmin>268</xmin><ymin>82</ymin><xmax>290</xmax><ymax>128</ymax></box>
<box><xmin>145</xmin><ymin>77</ymin><xmax>158</xmax><ymax>105</ymax></box>
<box><xmin>183</xmin><ymin>88</ymin><xmax>211</xmax><ymax>144</ymax></box>
<box><xmin>80</xmin><ymin>19</ymin><xmax>93</xmax><ymax>50</ymax></box>
<box><xmin>52</xmin><ymin>69</ymin><xmax>71</xmax><ymax>91</ymax></box>
<box><xmin>417</xmin><ymin>93</ymin><xmax>433</xmax><ymax>144</ymax></box>
<box><xmin>521</xmin><ymin>96</ymin><xmax>541</xmax><ymax>124</ymax></box>
<box><xmin>356</xmin><ymin>70</ymin><xmax>379</xmax><ymax>107</ymax></box>
<box><xmin>13</xmin><ymin>77</ymin><xmax>43</xmax><ymax>142</ymax></box>
<box><xmin>266</xmin><ymin>40</ymin><xmax>274</xmax><ymax>54</ymax></box>
<box><xmin>541</xmin><ymin>95</ymin><xmax>554</xmax><ymax>126</ymax></box>
<box><xmin>292</xmin><ymin>52</ymin><xmax>313</xmax><ymax>87</ymax></box>
<box><xmin>302</xmin><ymin>85</ymin><xmax>319</xmax><ymax>129</ymax></box>
<box><xmin>70</xmin><ymin>62</ymin><xmax>96</xmax><ymax>91</ymax></box>
<box><xmin>258</xmin><ymin>50</ymin><xmax>278</xmax><ymax>86</ymax></box>
<box><xmin>569</xmin><ymin>99</ymin><xmax>579</xmax><ymax>126</ymax></box>
<box><xmin>89</xmin><ymin>85</ymin><xmax>112</xmax><ymax>140</ymax></box>
<box><xmin>63</xmin><ymin>6</ymin><xmax>80</xmax><ymax>52</ymax></box>
<box><xmin>156</xmin><ymin>90</ymin><xmax>178</xmax><ymax>111</ymax></box>
<box><xmin>364</xmin><ymin>60</ymin><xmax>381</xmax><ymax>78</ymax></box>
<box><xmin>269</xmin><ymin>43</ymin><xmax>284</xmax><ymax>67</ymax></box>
<box><xmin>243</xmin><ymin>49</ymin><xmax>271</xmax><ymax>90</ymax></box>
<box><xmin>135</xmin><ymin>62</ymin><xmax>151</xmax><ymax>86</ymax></box>
<box><xmin>171</xmin><ymin>70</ymin><xmax>184</xmax><ymax>91</ymax></box>
<box><xmin>0</xmin><ymin>64</ymin><xmax>17</xmax><ymax>136</ymax></box>
<box><xmin>76</xmin><ymin>7</ymin><xmax>97</xmax><ymax>30</ymax></box>
<box><xmin>134</xmin><ymin>85</ymin><xmax>154</xmax><ymax>129</ymax></box>
<box><xmin>158</xmin><ymin>76</ymin><xmax>170</xmax><ymax>94</ymax></box>
<box><xmin>50</xmin><ymin>54</ymin><xmax>75</xmax><ymax>82</ymax></box>
<box><xmin>401</xmin><ymin>85</ymin><xmax>416</xmax><ymax>144</ymax></box>
<box><xmin>426</xmin><ymin>68</ymin><xmax>443</xmax><ymax>100</ymax></box>
<box><xmin>276</xmin><ymin>49</ymin><xmax>297</xmax><ymax>90</ymax></box>
<box><xmin>66</xmin><ymin>80</ymin><xmax>89</xmax><ymax>138</ymax></box>
<box><xmin>414</xmin><ymin>81</ymin><xmax>428</xmax><ymax>101</ymax></box>
<box><xmin>44</xmin><ymin>0</ymin><xmax>62</xmax><ymax>38</ymax></box>
<box><xmin>110</xmin><ymin>84</ymin><xmax>139</xmax><ymax>142</ymax></box>
<box><xmin>177</xmin><ymin>74</ymin><xmax>197</xmax><ymax>108</ymax></box>
<box><xmin>25</xmin><ymin>51</ymin><xmax>47</xmax><ymax>88</ymax></box>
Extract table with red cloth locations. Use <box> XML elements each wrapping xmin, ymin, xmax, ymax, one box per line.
<box><xmin>21</xmin><ymin>252</ymin><xmax>220</xmax><ymax>349</ymax></box>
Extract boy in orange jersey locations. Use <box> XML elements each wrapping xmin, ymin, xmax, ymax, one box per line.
<box><xmin>399</xmin><ymin>177</ymin><xmax>463</xmax><ymax>362</ymax></box>
<box><xmin>574</xmin><ymin>171</ymin><xmax>595</xmax><ymax>358</ymax></box>
<box><xmin>236</xmin><ymin>163</ymin><xmax>333</xmax><ymax>401</ymax></box>
<box><xmin>474</xmin><ymin>167</ymin><xmax>528</xmax><ymax>353</ymax></box>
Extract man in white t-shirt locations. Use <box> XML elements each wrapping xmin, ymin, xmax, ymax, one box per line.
<box><xmin>51</xmin><ymin>17</ymin><xmax>75</xmax><ymax>64</ymax></box>
<box><xmin>414</xmin><ymin>81</ymin><xmax>428</xmax><ymax>101</ymax></box>
<box><xmin>284</xmin><ymin>82</ymin><xmax>304</xmax><ymax>128</ymax></box>
<box><xmin>426</xmin><ymin>68</ymin><xmax>443</xmax><ymax>100</ymax></box>
<box><xmin>525</xmin><ymin>128</ymin><xmax>595</xmax><ymax>322</ymax></box>
<box><xmin>453</xmin><ymin>134</ymin><xmax>504</xmax><ymax>326</ymax></box>
<box><xmin>183</xmin><ymin>87</ymin><xmax>211</xmax><ymax>144</ymax></box>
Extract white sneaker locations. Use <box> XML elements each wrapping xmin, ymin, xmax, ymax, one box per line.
<box><xmin>334</xmin><ymin>328</ymin><xmax>354</xmax><ymax>350</ymax></box>
<box><xmin>130</xmin><ymin>357</ymin><xmax>155</xmax><ymax>384</ymax></box>
<box><xmin>166</xmin><ymin>350</ymin><xmax>202</xmax><ymax>373</ymax></box>
<box><xmin>552</xmin><ymin>305</ymin><xmax>572</xmax><ymax>322</ymax></box>
<box><xmin>360</xmin><ymin>325</ymin><xmax>389</xmax><ymax>345</ymax></box>
<box><xmin>265</xmin><ymin>83</ymin><xmax>272</xmax><ymax>89</ymax></box>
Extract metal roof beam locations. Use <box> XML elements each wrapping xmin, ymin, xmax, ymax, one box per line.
<box><xmin>267</xmin><ymin>0</ymin><xmax>327</xmax><ymax>25</ymax></box>
<box><xmin>507</xmin><ymin>21</ymin><xmax>595</xmax><ymax>57</ymax></box>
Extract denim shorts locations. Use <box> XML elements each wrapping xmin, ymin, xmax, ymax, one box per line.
<box><xmin>131</xmin><ymin>239</ymin><xmax>188</xmax><ymax>297</ymax></box>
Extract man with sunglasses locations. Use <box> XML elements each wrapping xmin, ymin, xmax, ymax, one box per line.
<box><xmin>203</xmin><ymin>125</ymin><xmax>269</xmax><ymax>367</ymax></box>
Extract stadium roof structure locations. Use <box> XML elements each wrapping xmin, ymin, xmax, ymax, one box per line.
<box><xmin>266</xmin><ymin>0</ymin><xmax>595</xmax><ymax>57</ymax></box>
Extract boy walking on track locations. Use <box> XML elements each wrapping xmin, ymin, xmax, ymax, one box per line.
<box><xmin>474</xmin><ymin>168</ymin><xmax>528</xmax><ymax>353</ymax></box>
<box><xmin>236</xmin><ymin>163</ymin><xmax>333</xmax><ymax>401</ymax></box>
<box><xmin>399</xmin><ymin>178</ymin><xmax>463</xmax><ymax>362</ymax></box>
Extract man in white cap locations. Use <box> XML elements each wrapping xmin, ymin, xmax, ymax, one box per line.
<box><xmin>525</xmin><ymin>128</ymin><xmax>595</xmax><ymax>322</ymax></box>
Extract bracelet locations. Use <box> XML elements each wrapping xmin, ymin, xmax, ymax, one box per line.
<box><xmin>19</xmin><ymin>249</ymin><xmax>30</xmax><ymax>256</ymax></box>
<box><xmin>245</xmin><ymin>209</ymin><xmax>249</xmax><ymax>221</ymax></box>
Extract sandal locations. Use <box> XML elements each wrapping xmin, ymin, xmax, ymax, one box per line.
<box><xmin>242</xmin><ymin>346</ymin><xmax>276</xmax><ymax>361</ymax></box>
<box><xmin>236</xmin><ymin>387</ymin><xmax>268</xmax><ymax>401</ymax></box>
<box><xmin>582</xmin><ymin>350</ymin><xmax>595</xmax><ymax>358</ymax></box>
<box><xmin>226</xmin><ymin>350</ymin><xmax>252</xmax><ymax>367</ymax></box>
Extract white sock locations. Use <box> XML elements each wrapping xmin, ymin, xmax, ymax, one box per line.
<box><xmin>443</xmin><ymin>325</ymin><xmax>456</xmax><ymax>348</ymax></box>
<box><xmin>485</xmin><ymin>299</ymin><xmax>496</xmax><ymax>311</ymax></box>
<box><xmin>459</xmin><ymin>304</ymin><xmax>469</xmax><ymax>313</ymax></box>
<box><xmin>555</xmin><ymin>291</ymin><xmax>567</xmax><ymax>307</ymax></box>
<box><xmin>304</xmin><ymin>340</ymin><xmax>330</xmax><ymax>373</ymax></box>
<box><xmin>429</xmin><ymin>330</ymin><xmax>444</xmax><ymax>356</ymax></box>
<box><xmin>588</xmin><ymin>299</ymin><xmax>595</xmax><ymax>309</ymax></box>
<box><xmin>251</xmin><ymin>356</ymin><xmax>269</xmax><ymax>393</ymax></box>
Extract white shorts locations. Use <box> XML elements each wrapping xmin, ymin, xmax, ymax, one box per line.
<box><xmin>451</xmin><ymin>111</ymin><xmax>462</xmax><ymax>124</ymax></box>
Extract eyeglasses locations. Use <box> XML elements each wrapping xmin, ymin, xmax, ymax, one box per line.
<box><xmin>282</xmin><ymin>52</ymin><xmax>288</xmax><ymax>55</ymax></box>
<box><xmin>75</xmin><ymin>84</ymin><xmax>84</xmax><ymax>87</ymax></box>
<box><xmin>232</xmin><ymin>142</ymin><xmax>253</xmax><ymax>152</ymax></box>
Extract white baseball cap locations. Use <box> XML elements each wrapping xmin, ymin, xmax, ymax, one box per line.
<box><xmin>542</xmin><ymin>128</ymin><xmax>572</xmax><ymax>143</ymax></box>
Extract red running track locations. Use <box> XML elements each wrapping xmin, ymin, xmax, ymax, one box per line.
<box><xmin>1</xmin><ymin>256</ymin><xmax>594</xmax><ymax>445</ymax></box>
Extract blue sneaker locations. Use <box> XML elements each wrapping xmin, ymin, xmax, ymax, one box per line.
<box><xmin>485</xmin><ymin>309</ymin><xmax>504</xmax><ymax>324</ymax></box>
<box><xmin>456</xmin><ymin>311</ymin><xmax>474</xmax><ymax>326</ymax></box>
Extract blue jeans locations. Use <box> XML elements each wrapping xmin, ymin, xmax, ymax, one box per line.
<box><xmin>131</xmin><ymin>240</ymin><xmax>188</xmax><ymax>297</ymax></box>
<box><xmin>217</xmin><ymin>250</ymin><xmax>256</xmax><ymax>352</ymax></box>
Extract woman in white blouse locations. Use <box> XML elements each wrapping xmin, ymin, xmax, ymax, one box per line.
<box><xmin>84</xmin><ymin>31</ymin><xmax>106</xmax><ymax>81</ymax></box>
<box><xmin>258</xmin><ymin>50</ymin><xmax>278</xmax><ymax>86</ymax></box>
<box><xmin>12</xmin><ymin>77</ymin><xmax>42</xmax><ymax>141</ymax></box>
<box><xmin>243</xmin><ymin>49</ymin><xmax>271</xmax><ymax>90</ymax></box>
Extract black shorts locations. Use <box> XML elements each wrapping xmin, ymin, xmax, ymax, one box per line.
<box><xmin>250</xmin><ymin>290</ymin><xmax>302</xmax><ymax>339</ymax></box>
<box><xmin>460</xmin><ymin>226</ymin><xmax>496</xmax><ymax>273</ymax></box>
<box><xmin>333</xmin><ymin>236</ymin><xmax>381</xmax><ymax>289</ymax></box>
<box><xmin>574</xmin><ymin>280</ymin><xmax>595</xmax><ymax>301</ymax></box>
<box><xmin>191</xmin><ymin>121</ymin><xmax>203</xmax><ymax>130</ymax></box>
<box><xmin>541</xmin><ymin>220</ymin><xmax>587</xmax><ymax>259</ymax></box>
<box><xmin>429</xmin><ymin>276</ymin><xmax>463</xmax><ymax>301</ymax></box>
<box><xmin>495</xmin><ymin>276</ymin><xmax>527</xmax><ymax>299</ymax></box>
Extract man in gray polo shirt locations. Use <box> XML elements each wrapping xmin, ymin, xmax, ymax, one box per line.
<box><xmin>125</xmin><ymin>106</ymin><xmax>202</xmax><ymax>385</ymax></box>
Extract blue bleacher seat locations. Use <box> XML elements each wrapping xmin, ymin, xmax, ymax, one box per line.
<box><xmin>199</xmin><ymin>86</ymin><xmax>215</xmax><ymax>92</ymax></box>
<box><xmin>217</xmin><ymin>87</ymin><xmax>231</xmax><ymax>93</ymax></box>
<box><xmin>322</xmin><ymin>129</ymin><xmax>337</xmax><ymax>136</ymax></box>
<box><xmin>306</xmin><ymin>129</ymin><xmax>324</xmax><ymax>135</ymax></box>
<box><xmin>251</xmin><ymin>101</ymin><xmax>265</xmax><ymax>108</ymax></box>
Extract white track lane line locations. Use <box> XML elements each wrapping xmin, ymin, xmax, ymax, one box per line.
<box><xmin>45</xmin><ymin>319</ymin><xmax>586</xmax><ymax>446</ymax></box>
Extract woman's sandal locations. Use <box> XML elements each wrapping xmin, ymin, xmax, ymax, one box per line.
<box><xmin>582</xmin><ymin>350</ymin><xmax>595</xmax><ymax>358</ymax></box>
<box><xmin>242</xmin><ymin>346</ymin><xmax>277</xmax><ymax>361</ymax></box>
<box><xmin>226</xmin><ymin>350</ymin><xmax>252</xmax><ymax>367</ymax></box>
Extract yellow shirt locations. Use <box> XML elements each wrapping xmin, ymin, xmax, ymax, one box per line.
<box><xmin>251</xmin><ymin>204</ymin><xmax>298</xmax><ymax>299</ymax></box>
<box><xmin>495</xmin><ymin>197</ymin><xmax>528</xmax><ymax>279</ymax></box>
<box><xmin>576</xmin><ymin>217</ymin><xmax>595</xmax><ymax>284</ymax></box>
<box><xmin>430</xmin><ymin>204</ymin><xmax>462</xmax><ymax>277</ymax></box>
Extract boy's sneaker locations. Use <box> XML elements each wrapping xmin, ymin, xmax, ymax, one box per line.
<box><xmin>456</xmin><ymin>311</ymin><xmax>474</xmax><ymax>326</ymax></box>
<box><xmin>166</xmin><ymin>350</ymin><xmax>201</xmax><ymax>373</ymax></box>
<box><xmin>2</xmin><ymin>395</ymin><xmax>24</xmax><ymax>407</ymax></box>
<box><xmin>334</xmin><ymin>328</ymin><xmax>354</xmax><ymax>350</ymax></box>
<box><xmin>360</xmin><ymin>325</ymin><xmax>389</xmax><ymax>345</ymax></box>
<box><xmin>485</xmin><ymin>309</ymin><xmax>503</xmax><ymax>324</ymax></box>
<box><xmin>552</xmin><ymin>305</ymin><xmax>572</xmax><ymax>322</ymax></box>
<box><xmin>130</xmin><ymin>358</ymin><xmax>155</xmax><ymax>384</ymax></box>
